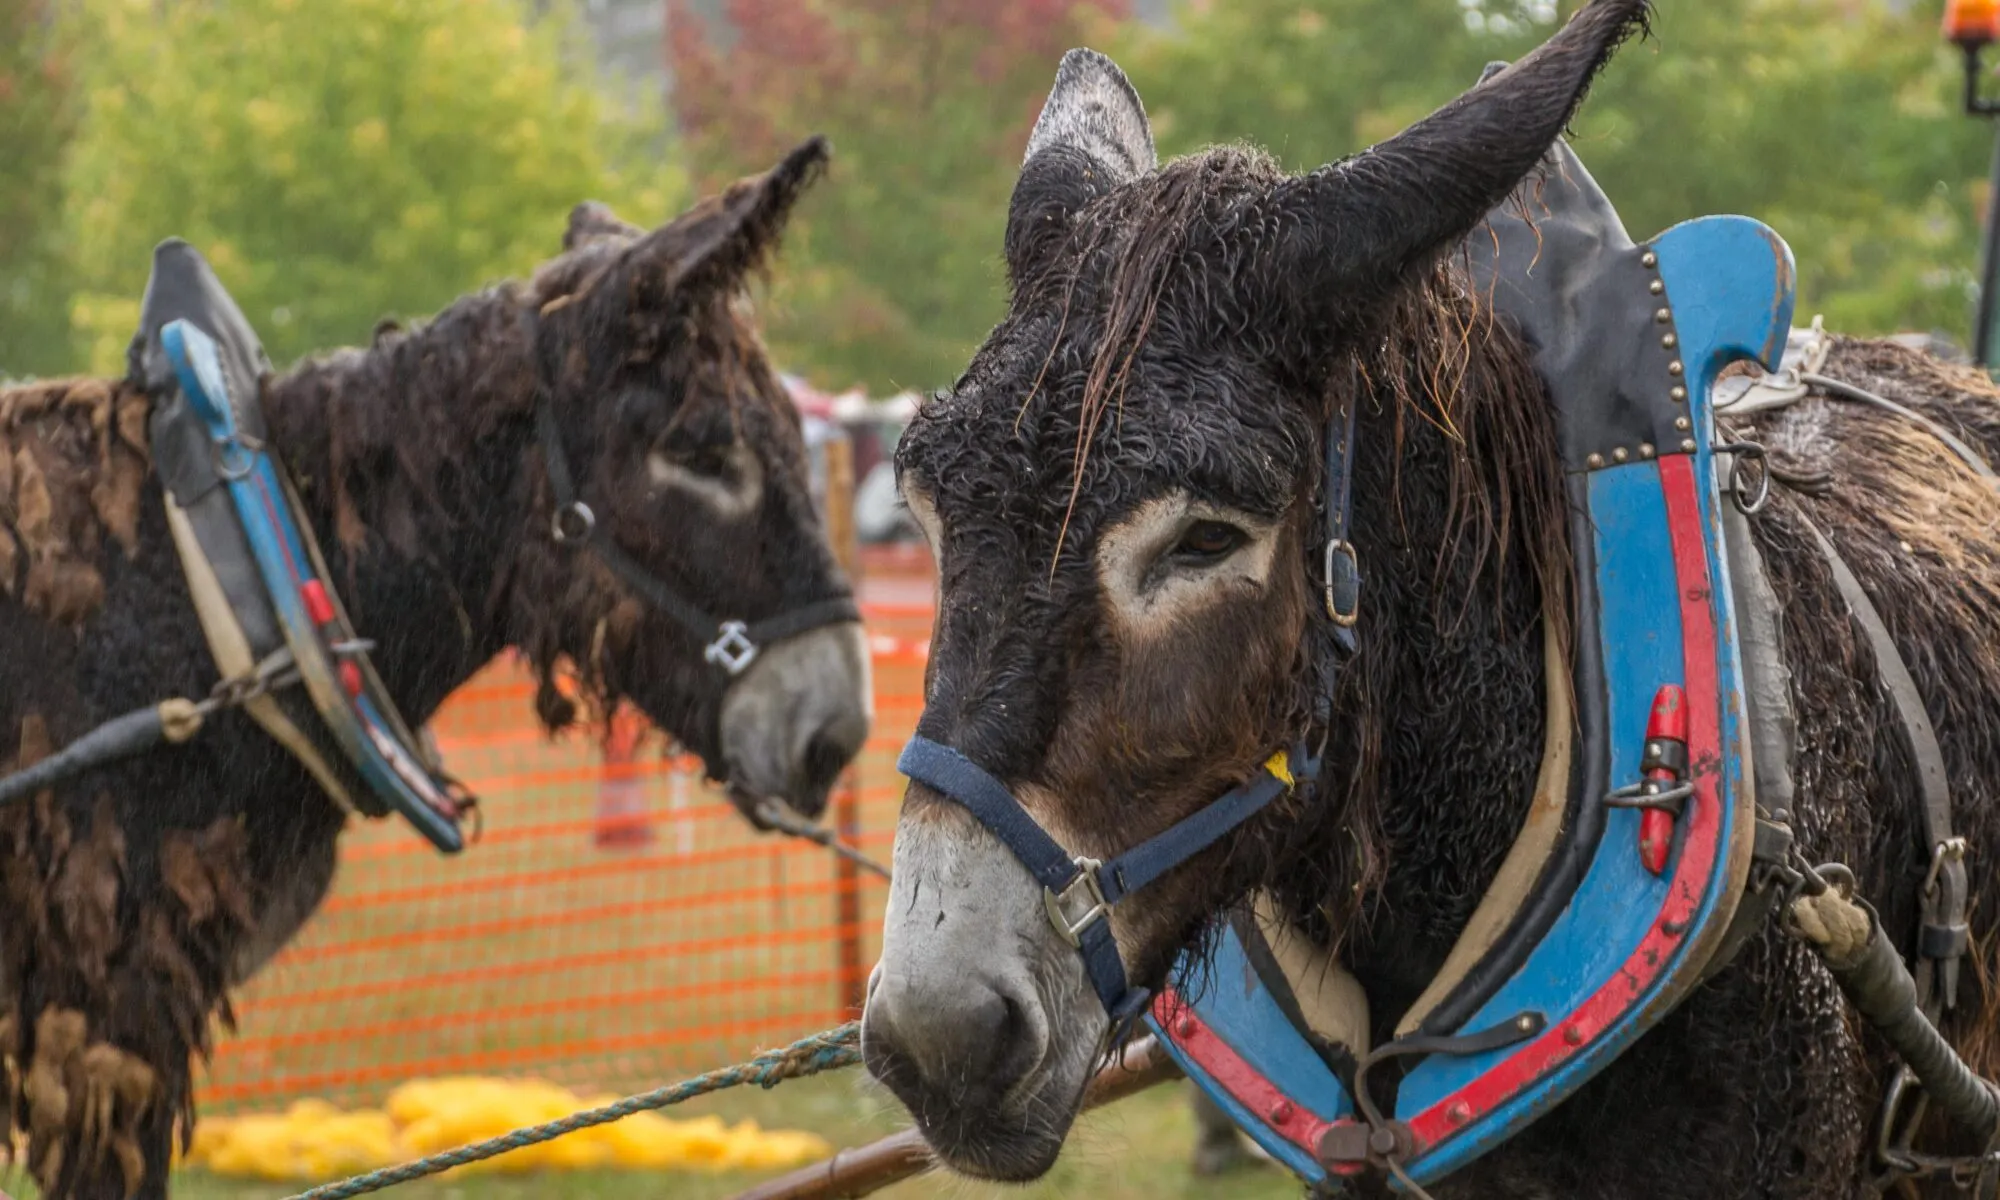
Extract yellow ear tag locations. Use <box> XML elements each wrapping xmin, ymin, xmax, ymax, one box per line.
<box><xmin>1263</xmin><ymin>751</ymin><xmax>1294</xmax><ymax>789</ymax></box>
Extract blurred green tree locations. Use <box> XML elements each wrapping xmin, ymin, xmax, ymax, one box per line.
<box><xmin>667</xmin><ymin>0</ymin><xmax>1129</xmax><ymax>394</ymax></box>
<box><xmin>1120</xmin><ymin>0</ymin><xmax>1991</xmax><ymax>342</ymax></box>
<box><xmin>0</xmin><ymin>0</ymin><xmax>77</xmax><ymax>379</ymax></box>
<box><xmin>61</xmin><ymin>0</ymin><xmax>687</xmax><ymax>374</ymax></box>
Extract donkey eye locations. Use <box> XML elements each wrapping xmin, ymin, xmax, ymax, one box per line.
<box><xmin>1171</xmin><ymin>520</ymin><xmax>1246</xmax><ymax>565</ymax></box>
<box><xmin>684</xmin><ymin>448</ymin><xmax>733</xmax><ymax>479</ymax></box>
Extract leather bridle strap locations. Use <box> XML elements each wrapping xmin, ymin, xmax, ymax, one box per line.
<box><xmin>535</xmin><ymin>397</ymin><xmax>861</xmax><ymax>675</ymax></box>
<box><xmin>898</xmin><ymin>735</ymin><xmax>1311</xmax><ymax>1021</ymax></box>
<box><xmin>1322</xmin><ymin>385</ymin><xmax>1362</xmax><ymax>650</ymax></box>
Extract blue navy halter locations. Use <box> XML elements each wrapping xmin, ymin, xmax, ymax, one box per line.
<box><xmin>897</xmin><ymin>737</ymin><xmax>1316</xmax><ymax>1020</ymax></box>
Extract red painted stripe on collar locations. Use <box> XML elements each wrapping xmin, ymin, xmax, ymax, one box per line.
<box><xmin>1401</xmin><ymin>455</ymin><xmax>1724</xmax><ymax>1153</ymax></box>
<box><xmin>1152</xmin><ymin>990</ymin><xmax>1340</xmax><ymax>1163</ymax></box>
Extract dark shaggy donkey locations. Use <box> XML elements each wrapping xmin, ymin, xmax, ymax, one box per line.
<box><xmin>861</xmin><ymin>4</ymin><xmax>2000</xmax><ymax>1196</ymax></box>
<box><xmin>0</xmin><ymin>139</ymin><xmax>871</xmax><ymax>1199</ymax></box>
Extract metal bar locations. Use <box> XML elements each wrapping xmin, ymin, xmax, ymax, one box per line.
<box><xmin>823</xmin><ymin>433</ymin><xmax>869</xmax><ymax>1016</ymax></box>
<box><xmin>1964</xmin><ymin>42</ymin><xmax>2000</xmax><ymax>366</ymax></box>
<box><xmin>1975</xmin><ymin>120</ymin><xmax>2000</xmax><ymax>366</ymax></box>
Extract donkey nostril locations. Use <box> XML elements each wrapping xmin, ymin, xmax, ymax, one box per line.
<box><xmin>797</xmin><ymin>713</ymin><xmax>865</xmax><ymax>803</ymax></box>
<box><xmin>865</xmin><ymin>974</ymin><xmax>1042</xmax><ymax>1105</ymax></box>
<box><xmin>802</xmin><ymin>732</ymin><xmax>849</xmax><ymax>792</ymax></box>
<box><xmin>985</xmin><ymin>991</ymin><xmax>1041</xmax><ymax>1092</ymax></box>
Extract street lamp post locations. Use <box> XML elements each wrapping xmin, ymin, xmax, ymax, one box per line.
<box><xmin>1947</xmin><ymin>0</ymin><xmax>2000</xmax><ymax>365</ymax></box>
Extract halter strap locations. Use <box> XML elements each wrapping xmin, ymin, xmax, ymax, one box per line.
<box><xmin>535</xmin><ymin>396</ymin><xmax>861</xmax><ymax>675</ymax></box>
<box><xmin>898</xmin><ymin>735</ymin><xmax>1314</xmax><ymax>1021</ymax></box>
<box><xmin>1322</xmin><ymin>388</ymin><xmax>1361</xmax><ymax>650</ymax></box>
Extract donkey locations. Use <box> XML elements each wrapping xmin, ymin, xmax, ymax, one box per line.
<box><xmin>0</xmin><ymin>138</ymin><xmax>871</xmax><ymax>1199</ymax></box>
<box><xmin>861</xmin><ymin>4</ymin><xmax>2000</xmax><ymax>1195</ymax></box>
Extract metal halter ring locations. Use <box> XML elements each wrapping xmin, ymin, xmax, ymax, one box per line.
<box><xmin>551</xmin><ymin>500</ymin><xmax>596</xmax><ymax>544</ymax></box>
<box><xmin>704</xmin><ymin>620</ymin><xmax>759</xmax><ymax>676</ymax></box>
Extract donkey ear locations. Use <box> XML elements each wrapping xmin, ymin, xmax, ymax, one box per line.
<box><xmin>1005</xmin><ymin>49</ymin><xmax>1157</xmax><ymax>288</ymax></box>
<box><xmin>1252</xmin><ymin>0</ymin><xmax>1649</xmax><ymax>346</ymax></box>
<box><xmin>626</xmin><ymin>135</ymin><xmax>830</xmax><ymax>312</ymax></box>
<box><xmin>564</xmin><ymin>201</ymin><xmax>641</xmax><ymax>251</ymax></box>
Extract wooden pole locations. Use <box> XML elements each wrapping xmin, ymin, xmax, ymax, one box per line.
<box><xmin>725</xmin><ymin>1035</ymin><xmax>1180</xmax><ymax>1200</ymax></box>
<box><xmin>821</xmin><ymin>434</ymin><xmax>867</xmax><ymax>1016</ymax></box>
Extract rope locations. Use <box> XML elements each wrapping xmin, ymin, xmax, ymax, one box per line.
<box><xmin>755</xmin><ymin>798</ymin><xmax>892</xmax><ymax>879</ymax></box>
<box><xmin>279</xmin><ymin>1023</ymin><xmax>861</xmax><ymax>1200</ymax></box>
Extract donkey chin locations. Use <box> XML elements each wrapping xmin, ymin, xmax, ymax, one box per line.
<box><xmin>861</xmin><ymin>794</ymin><xmax>1112</xmax><ymax>1179</ymax></box>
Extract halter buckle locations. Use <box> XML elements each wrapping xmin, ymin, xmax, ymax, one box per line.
<box><xmin>1323</xmin><ymin>539</ymin><xmax>1360</xmax><ymax>627</ymax></box>
<box><xmin>705</xmin><ymin>621</ymin><xmax>760</xmax><ymax>675</ymax></box>
<box><xmin>1044</xmin><ymin>857</ymin><xmax>1111</xmax><ymax>948</ymax></box>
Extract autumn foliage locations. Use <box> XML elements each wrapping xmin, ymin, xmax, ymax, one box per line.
<box><xmin>667</xmin><ymin>0</ymin><xmax>1130</xmax><ymax>392</ymax></box>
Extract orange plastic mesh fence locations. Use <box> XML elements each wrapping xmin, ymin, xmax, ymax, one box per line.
<box><xmin>197</xmin><ymin>546</ymin><xmax>935</xmax><ymax>1113</ymax></box>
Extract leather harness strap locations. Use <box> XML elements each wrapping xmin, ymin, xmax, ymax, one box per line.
<box><xmin>1798</xmin><ymin>511</ymin><xmax>1968</xmax><ymax>1017</ymax></box>
<box><xmin>1322</xmin><ymin>389</ymin><xmax>1361</xmax><ymax>648</ymax></box>
<box><xmin>533</xmin><ymin>396</ymin><xmax>861</xmax><ymax>676</ymax></box>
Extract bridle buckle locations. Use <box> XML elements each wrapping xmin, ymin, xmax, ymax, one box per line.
<box><xmin>1323</xmin><ymin>538</ymin><xmax>1360</xmax><ymax>627</ymax></box>
<box><xmin>704</xmin><ymin>621</ymin><xmax>760</xmax><ymax>675</ymax></box>
<box><xmin>1044</xmin><ymin>857</ymin><xmax>1111</xmax><ymax>948</ymax></box>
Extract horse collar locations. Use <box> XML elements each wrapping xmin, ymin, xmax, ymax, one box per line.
<box><xmin>1140</xmin><ymin>126</ymin><xmax>1800</xmax><ymax>1194</ymax></box>
<box><xmin>129</xmin><ymin>241</ymin><xmax>477</xmax><ymax>852</ymax></box>
<box><xmin>528</xmin><ymin>369</ymin><xmax>859</xmax><ymax>678</ymax></box>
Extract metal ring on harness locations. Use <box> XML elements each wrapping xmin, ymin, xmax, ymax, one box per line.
<box><xmin>552</xmin><ymin>500</ymin><xmax>596</xmax><ymax>544</ymax></box>
<box><xmin>213</xmin><ymin>437</ymin><xmax>256</xmax><ymax>482</ymax></box>
<box><xmin>1715</xmin><ymin>440</ymin><xmax>1771</xmax><ymax>515</ymax></box>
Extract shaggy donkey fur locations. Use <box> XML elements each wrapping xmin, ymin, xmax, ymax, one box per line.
<box><xmin>880</xmin><ymin>1</ymin><xmax>2000</xmax><ymax>1193</ymax></box>
<box><xmin>0</xmin><ymin>141</ymin><xmax>859</xmax><ymax>1199</ymax></box>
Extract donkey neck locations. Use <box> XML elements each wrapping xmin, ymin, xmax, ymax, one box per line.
<box><xmin>260</xmin><ymin>296</ymin><xmax>540</xmax><ymax>726</ymax></box>
<box><xmin>1292</xmin><ymin>338</ymin><xmax>1562</xmax><ymax>1037</ymax></box>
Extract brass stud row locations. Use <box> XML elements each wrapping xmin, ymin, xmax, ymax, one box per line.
<box><xmin>1589</xmin><ymin>444</ymin><xmax>1658</xmax><ymax>467</ymax></box>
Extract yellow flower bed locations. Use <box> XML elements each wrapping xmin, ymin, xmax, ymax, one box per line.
<box><xmin>175</xmin><ymin>1077</ymin><xmax>831</xmax><ymax>1182</ymax></box>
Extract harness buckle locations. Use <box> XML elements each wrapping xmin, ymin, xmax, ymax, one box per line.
<box><xmin>1323</xmin><ymin>539</ymin><xmax>1360</xmax><ymax>627</ymax></box>
<box><xmin>1923</xmin><ymin>836</ymin><xmax>1969</xmax><ymax>899</ymax></box>
<box><xmin>1044</xmin><ymin>858</ymin><xmax>1111</xmax><ymax>948</ymax></box>
<box><xmin>705</xmin><ymin>621</ymin><xmax>760</xmax><ymax>676</ymax></box>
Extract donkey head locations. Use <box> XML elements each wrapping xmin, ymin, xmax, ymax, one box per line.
<box><xmin>863</xmin><ymin>2</ymin><xmax>1647</xmax><ymax>1178</ymax></box>
<box><xmin>516</xmin><ymin>138</ymin><xmax>870</xmax><ymax>821</ymax></box>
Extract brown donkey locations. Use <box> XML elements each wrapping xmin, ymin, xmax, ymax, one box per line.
<box><xmin>862</xmin><ymin>5</ymin><xmax>2000</xmax><ymax>1196</ymax></box>
<box><xmin>1</xmin><ymin>139</ymin><xmax>871</xmax><ymax>1198</ymax></box>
